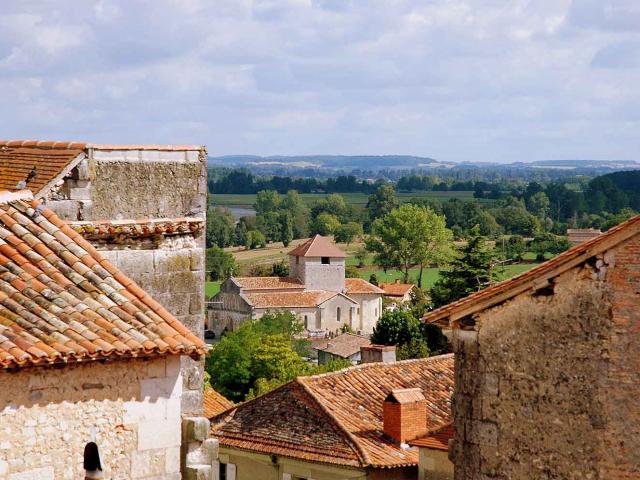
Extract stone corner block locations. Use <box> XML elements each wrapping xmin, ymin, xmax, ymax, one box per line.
<box><xmin>183</xmin><ymin>416</ymin><xmax>211</xmax><ymax>442</ymax></box>
<box><xmin>184</xmin><ymin>465</ymin><xmax>212</xmax><ymax>480</ymax></box>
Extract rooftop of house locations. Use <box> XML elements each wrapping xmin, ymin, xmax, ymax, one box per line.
<box><xmin>345</xmin><ymin>277</ymin><xmax>384</xmax><ymax>295</ymax></box>
<box><xmin>210</xmin><ymin>354</ymin><xmax>454</xmax><ymax>469</ymax></box>
<box><xmin>70</xmin><ymin>217</ymin><xmax>205</xmax><ymax>241</ymax></box>
<box><xmin>379</xmin><ymin>281</ymin><xmax>415</xmax><ymax>297</ymax></box>
<box><xmin>0</xmin><ymin>141</ymin><xmax>87</xmax><ymax>196</ymax></box>
<box><xmin>204</xmin><ymin>387</ymin><xmax>235</xmax><ymax>418</ymax></box>
<box><xmin>0</xmin><ymin>190</ymin><xmax>205</xmax><ymax>369</ymax></box>
<box><xmin>244</xmin><ymin>290</ymin><xmax>355</xmax><ymax>309</ymax></box>
<box><xmin>233</xmin><ymin>276</ymin><xmax>305</xmax><ymax>291</ymax></box>
<box><xmin>312</xmin><ymin>332</ymin><xmax>371</xmax><ymax>358</ymax></box>
<box><xmin>288</xmin><ymin>234</ymin><xmax>346</xmax><ymax>258</ymax></box>
<box><xmin>409</xmin><ymin>422</ymin><xmax>454</xmax><ymax>451</ymax></box>
<box><xmin>423</xmin><ymin>213</ymin><xmax>640</xmax><ymax>329</ymax></box>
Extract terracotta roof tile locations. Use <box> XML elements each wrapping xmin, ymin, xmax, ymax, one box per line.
<box><xmin>379</xmin><ymin>282</ymin><xmax>414</xmax><ymax>297</ymax></box>
<box><xmin>69</xmin><ymin>218</ymin><xmax>204</xmax><ymax>240</ymax></box>
<box><xmin>423</xmin><ymin>214</ymin><xmax>640</xmax><ymax>328</ymax></box>
<box><xmin>233</xmin><ymin>276</ymin><xmax>304</xmax><ymax>291</ymax></box>
<box><xmin>211</xmin><ymin>354</ymin><xmax>454</xmax><ymax>469</ymax></box>
<box><xmin>345</xmin><ymin>278</ymin><xmax>384</xmax><ymax>295</ymax></box>
<box><xmin>313</xmin><ymin>333</ymin><xmax>371</xmax><ymax>358</ymax></box>
<box><xmin>0</xmin><ymin>141</ymin><xmax>86</xmax><ymax>196</ymax></box>
<box><xmin>244</xmin><ymin>291</ymin><xmax>353</xmax><ymax>309</ymax></box>
<box><xmin>204</xmin><ymin>387</ymin><xmax>235</xmax><ymax>418</ymax></box>
<box><xmin>288</xmin><ymin>235</ymin><xmax>346</xmax><ymax>258</ymax></box>
<box><xmin>409</xmin><ymin>423</ymin><xmax>454</xmax><ymax>451</ymax></box>
<box><xmin>0</xmin><ymin>191</ymin><xmax>205</xmax><ymax>368</ymax></box>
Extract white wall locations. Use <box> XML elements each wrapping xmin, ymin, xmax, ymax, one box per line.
<box><xmin>348</xmin><ymin>293</ymin><xmax>383</xmax><ymax>334</ymax></box>
<box><xmin>294</xmin><ymin>256</ymin><xmax>345</xmax><ymax>292</ymax></box>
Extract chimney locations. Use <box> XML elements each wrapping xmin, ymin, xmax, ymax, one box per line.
<box><xmin>382</xmin><ymin>388</ymin><xmax>427</xmax><ymax>444</ymax></box>
<box><xmin>360</xmin><ymin>345</ymin><xmax>396</xmax><ymax>364</ymax></box>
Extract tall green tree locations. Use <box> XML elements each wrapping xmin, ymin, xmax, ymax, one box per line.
<box><xmin>205</xmin><ymin>246</ymin><xmax>238</xmax><ymax>281</ymax></box>
<box><xmin>311</xmin><ymin>212</ymin><xmax>341</xmax><ymax>235</ymax></box>
<box><xmin>206</xmin><ymin>207</ymin><xmax>236</xmax><ymax>248</ymax></box>
<box><xmin>365</xmin><ymin>204</ymin><xmax>453</xmax><ymax>286</ymax></box>
<box><xmin>430</xmin><ymin>226</ymin><xmax>497</xmax><ymax>307</ymax></box>
<box><xmin>281</xmin><ymin>190</ymin><xmax>310</xmax><ymax>238</ymax></box>
<box><xmin>365</xmin><ymin>184</ymin><xmax>398</xmax><ymax>230</ymax></box>
<box><xmin>254</xmin><ymin>190</ymin><xmax>281</xmax><ymax>214</ymax></box>
<box><xmin>334</xmin><ymin>222</ymin><xmax>363</xmax><ymax>245</ymax></box>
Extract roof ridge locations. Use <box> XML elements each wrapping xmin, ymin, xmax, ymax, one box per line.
<box><xmin>300</xmin><ymin>353</ymin><xmax>454</xmax><ymax>381</ymax></box>
<box><xmin>0</xmin><ymin>140</ymin><xmax>87</xmax><ymax>149</ymax></box>
<box><xmin>296</xmin><ymin>377</ymin><xmax>372</xmax><ymax>467</ymax></box>
<box><xmin>423</xmin><ymin>214</ymin><xmax>640</xmax><ymax>326</ymax></box>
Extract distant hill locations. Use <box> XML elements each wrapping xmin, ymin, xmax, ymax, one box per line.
<box><xmin>208</xmin><ymin>155</ymin><xmax>441</xmax><ymax>170</ymax></box>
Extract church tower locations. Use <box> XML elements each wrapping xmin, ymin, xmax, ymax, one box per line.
<box><xmin>288</xmin><ymin>235</ymin><xmax>346</xmax><ymax>292</ymax></box>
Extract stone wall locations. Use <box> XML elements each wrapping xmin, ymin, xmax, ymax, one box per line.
<box><xmin>0</xmin><ymin>356</ymin><xmax>182</xmax><ymax>480</ymax></box>
<box><xmin>348</xmin><ymin>293</ymin><xmax>382</xmax><ymax>334</ymax></box>
<box><xmin>418</xmin><ymin>449</ymin><xmax>453</xmax><ymax>480</ymax></box>
<box><xmin>293</xmin><ymin>257</ymin><xmax>345</xmax><ymax>292</ymax></box>
<box><xmin>451</xmin><ymin>235</ymin><xmax>640</xmax><ymax>479</ymax></box>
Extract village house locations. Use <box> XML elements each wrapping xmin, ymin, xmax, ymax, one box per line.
<box><xmin>0</xmin><ymin>190</ymin><xmax>208</xmax><ymax>479</ymax></box>
<box><xmin>423</xmin><ymin>214</ymin><xmax>640</xmax><ymax>479</ymax></box>
<box><xmin>409</xmin><ymin>423</ymin><xmax>454</xmax><ymax>480</ymax></box>
<box><xmin>567</xmin><ymin>227</ymin><xmax>602</xmax><ymax>245</ymax></box>
<box><xmin>208</xmin><ymin>235</ymin><xmax>383</xmax><ymax>336</ymax></box>
<box><xmin>379</xmin><ymin>280</ymin><xmax>415</xmax><ymax>309</ymax></box>
<box><xmin>209</xmin><ymin>354</ymin><xmax>454</xmax><ymax>480</ymax></box>
<box><xmin>312</xmin><ymin>332</ymin><xmax>372</xmax><ymax>365</ymax></box>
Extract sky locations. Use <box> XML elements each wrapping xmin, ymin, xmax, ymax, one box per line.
<box><xmin>1</xmin><ymin>0</ymin><xmax>639</xmax><ymax>163</ymax></box>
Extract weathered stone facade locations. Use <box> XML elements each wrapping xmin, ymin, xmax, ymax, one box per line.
<box><xmin>449</xmin><ymin>233</ymin><xmax>640</xmax><ymax>479</ymax></box>
<box><xmin>0</xmin><ymin>357</ymin><xmax>182</xmax><ymax>480</ymax></box>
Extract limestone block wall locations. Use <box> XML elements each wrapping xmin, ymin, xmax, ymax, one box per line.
<box><xmin>450</xmin><ymin>242</ymin><xmax>640</xmax><ymax>480</ymax></box>
<box><xmin>96</xmin><ymin>233</ymin><xmax>205</xmax><ymax>416</ymax></box>
<box><xmin>348</xmin><ymin>293</ymin><xmax>382</xmax><ymax>334</ymax></box>
<box><xmin>0</xmin><ymin>356</ymin><xmax>182</xmax><ymax>480</ymax></box>
<box><xmin>418</xmin><ymin>449</ymin><xmax>452</xmax><ymax>480</ymax></box>
<box><xmin>296</xmin><ymin>257</ymin><xmax>345</xmax><ymax>292</ymax></box>
<box><xmin>317</xmin><ymin>295</ymin><xmax>357</xmax><ymax>334</ymax></box>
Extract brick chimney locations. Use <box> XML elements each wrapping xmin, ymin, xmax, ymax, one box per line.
<box><xmin>360</xmin><ymin>345</ymin><xmax>396</xmax><ymax>364</ymax></box>
<box><xmin>382</xmin><ymin>388</ymin><xmax>428</xmax><ymax>443</ymax></box>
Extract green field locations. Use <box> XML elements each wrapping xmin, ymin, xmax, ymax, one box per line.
<box><xmin>210</xmin><ymin>191</ymin><xmax>493</xmax><ymax>209</ymax></box>
<box><xmin>206</xmin><ymin>281</ymin><xmax>221</xmax><ymax>297</ymax></box>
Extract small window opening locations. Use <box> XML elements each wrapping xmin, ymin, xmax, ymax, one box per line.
<box><xmin>84</xmin><ymin>442</ymin><xmax>103</xmax><ymax>479</ymax></box>
<box><xmin>337</xmin><ymin>307</ymin><xmax>341</xmax><ymax>322</ymax></box>
<box><xmin>296</xmin><ymin>256</ymin><xmax>300</xmax><ymax>265</ymax></box>
<box><xmin>220</xmin><ymin>462</ymin><xmax>227</xmax><ymax>480</ymax></box>
<box><xmin>321</xmin><ymin>257</ymin><xmax>330</xmax><ymax>264</ymax></box>
<box><xmin>304</xmin><ymin>315</ymin><xmax>309</xmax><ymax>329</ymax></box>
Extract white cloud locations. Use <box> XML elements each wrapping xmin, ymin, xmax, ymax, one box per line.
<box><xmin>0</xmin><ymin>0</ymin><xmax>638</xmax><ymax>161</ymax></box>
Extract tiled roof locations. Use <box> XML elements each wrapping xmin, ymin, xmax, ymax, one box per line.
<box><xmin>409</xmin><ymin>423</ymin><xmax>454</xmax><ymax>451</ymax></box>
<box><xmin>244</xmin><ymin>291</ymin><xmax>351</xmax><ymax>309</ymax></box>
<box><xmin>211</xmin><ymin>354</ymin><xmax>454</xmax><ymax>469</ymax></box>
<box><xmin>567</xmin><ymin>228</ymin><xmax>602</xmax><ymax>245</ymax></box>
<box><xmin>288</xmin><ymin>235</ymin><xmax>346</xmax><ymax>258</ymax></box>
<box><xmin>233</xmin><ymin>276</ymin><xmax>304</xmax><ymax>291</ymax></box>
<box><xmin>345</xmin><ymin>278</ymin><xmax>384</xmax><ymax>295</ymax></box>
<box><xmin>379</xmin><ymin>282</ymin><xmax>414</xmax><ymax>297</ymax></box>
<box><xmin>0</xmin><ymin>141</ymin><xmax>86</xmax><ymax>196</ymax></box>
<box><xmin>387</xmin><ymin>387</ymin><xmax>425</xmax><ymax>404</ymax></box>
<box><xmin>70</xmin><ymin>218</ymin><xmax>204</xmax><ymax>241</ymax></box>
<box><xmin>0</xmin><ymin>191</ymin><xmax>205</xmax><ymax>369</ymax></box>
<box><xmin>313</xmin><ymin>333</ymin><xmax>371</xmax><ymax>358</ymax></box>
<box><xmin>204</xmin><ymin>387</ymin><xmax>234</xmax><ymax>418</ymax></box>
<box><xmin>423</xmin><ymin>214</ymin><xmax>640</xmax><ymax>328</ymax></box>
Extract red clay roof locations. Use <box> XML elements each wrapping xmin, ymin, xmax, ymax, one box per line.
<box><xmin>245</xmin><ymin>291</ymin><xmax>350</xmax><ymax>309</ymax></box>
<box><xmin>409</xmin><ymin>423</ymin><xmax>454</xmax><ymax>451</ymax></box>
<box><xmin>0</xmin><ymin>191</ymin><xmax>205</xmax><ymax>369</ymax></box>
<box><xmin>345</xmin><ymin>278</ymin><xmax>384</xmax><ymax>295</ymax></box>
<box><xmin>70</xmin><ymin>218</ymin><xmax>204</xmax><ymax>240</ymax></box>
<box><xmin>204</xmin><ymin>387</ymin><xmax>234</xmax><ymax>418</ymax></box>
<box><xmin>0</xmin><ymin>141</ymin><xmax>86</xmax><ymax>196</ymax></box>
<box><xmin>233</xmin><ymin>276</ymin><xmax>304</xmax><ymax>291</ymax></box>
<box><xmin>211</xmin><ymin>354</ymin><xmax>454</xmax><ymax>469</ymax></box>
<box><xmin>313</xmin><ymin>333</ymin><xmax>371</xmax><ymax>358</ymax></box>
<box><xmin>379</xmin><ymin>282</ymin><xmax>414</xmax><ymax>297</ymax></box>
<box><xmin>288</xmin><ymin>235</ymin><xmax>346</xmax><ymax>258</ymax></box>
<box><xmin>423</xmin><ymin>214</ymin><xmax>640</xmax><ymax>328</ymax></box>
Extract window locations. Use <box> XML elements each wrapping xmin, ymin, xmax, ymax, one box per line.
<box><xmin>296</xmin><ymin>256</ymin><xmax>300</xmax><ymax>265</ymax></box>
<box><xmin>304</xmin><ymin>315</ymin><xmax>308</xmax><ymax>329</ymax></box>
<box><xmin>216</xmin><ymin>462</ymin><xmax>236</xmax><ymax>480</ymax></box>
<box><xmin>84</xmin><ymin>442</ymin><xmax>103</xmax><ymax>479</ymax></box>
<box><xmin>321</xmin><ymin>257</ymin><xmax>330</xmax><ymax>264</ymax></box>
<box><xmin>337</xmin><ymin>307</ymin><xmax>341</xmax><ymax>322</ymax></box>
<box><xmin>375</xmin><ymin>307</ymin><xmax>378</xmax><ymax>317</ymax></box>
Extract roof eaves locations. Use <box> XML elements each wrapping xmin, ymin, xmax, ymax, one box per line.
<box><xmin>423</xmin><ymin>214</ymin><xmax>640</xmax><ymax>328</ymax></box>
<box><xmin>35</xmin><ymin>151</ymin><xmax>86</xmax><ymax>198</ymax></box>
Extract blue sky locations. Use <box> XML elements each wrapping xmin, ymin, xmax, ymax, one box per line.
<box><xmin>1</xmin><ymin>0</ymin><xmax>639</xmax><ymax>162</ymax></box>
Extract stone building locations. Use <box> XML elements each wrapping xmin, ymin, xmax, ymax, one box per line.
<box><xmin>208</xmin><ymin>235</ymin><xmax>383</xmax><ymax>336</ymax></box>
<box><xmin>423</xmin><ymin>214</ymin><xmax>640</xmax><ymax>479</ymax></box>
<box><xmin>0</xmin><ymin>191</ymin><xmax>206</xmax><ymax>479</ymax></box>
<box><xmin>313</xmin><ymin>332</ymin><xmax>372</xmax><ymax>365</ymax></box>
<box><xmin>209</xmin><ymin>355</ymin><xmax>454</xmax><ymax>480</ymax></box>
<box><xmin>0</xmin><ymin>139</ymin><xmax>208</xmax><ymax>416</ymax></box>
<box><xmin>409</xmin><ymin>424</ymin><xmax>454</xmax><ymax>480</ymax></box>
<box><xmin>379</xmin><ymin>280</ymin><xmax>415</xmax><ymax>309</ymax></box>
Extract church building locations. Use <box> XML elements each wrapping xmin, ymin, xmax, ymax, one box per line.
<box><xmin>208</xmin><ymin>235</ymin><xmax>383</xmax><ymax>336</ymax></box>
